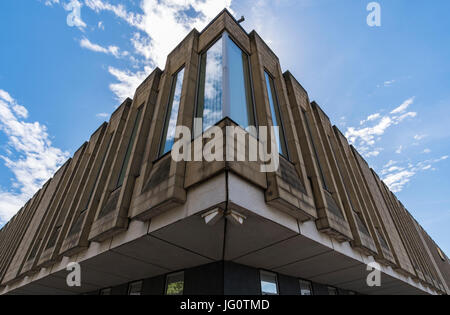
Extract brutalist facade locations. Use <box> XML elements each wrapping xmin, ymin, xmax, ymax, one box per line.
<box><xmin>0</xmin><ymin>9</ymin><xmax>449</xmax><ymax>296</ymax></box>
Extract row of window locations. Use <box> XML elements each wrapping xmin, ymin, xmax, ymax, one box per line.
<box><xmin>100</xmin><ymin>271</ymin><xmax>185</xmax><ymax>296</ymax></box>
<box><xmin>98</xmin><ymin>270</ymin><xmax>354</xmax><ymax>296</ymax></box>
<box><xmin>259</xmin><ymin>271</ymin><xmax>349</xmax><ymax>296</ymax></box>
<box><xmin>159</xmin><ymin>32</ymin><xmax>289</xmax><ymax>159</ymax></box>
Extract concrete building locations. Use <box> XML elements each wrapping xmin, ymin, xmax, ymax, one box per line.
<box><xmin>0</xmin><ymin>9</ymin><xmax>449</xmax><ymax>295</ymax></box>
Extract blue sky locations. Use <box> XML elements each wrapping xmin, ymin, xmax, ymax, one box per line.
<box><xmin>0</xmin><ymin>0</ymin><xmax>449</xmax><ymax>254</ymax></box>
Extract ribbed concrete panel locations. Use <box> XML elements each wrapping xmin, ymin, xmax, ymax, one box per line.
<box><xmin>2</xmin><ymin>161</ymin><xmax>70</xmax><ymax>284</ymax></box>
<box><xmin>352</xmin><ymin>148</ymin><xmax>415</xmax><ymax>276</ymax></box>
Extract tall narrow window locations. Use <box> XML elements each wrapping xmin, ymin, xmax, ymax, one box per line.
<box><xmin>260</xmin><ymin>271</ymin><xmax>278</xmax><ymax>295</ymax></box>
<box><xmin>328</xmin><ymin>286</ymin><xmax>338</xmax><ymax>295</ymax></box>
<box><xmin>116</xmin><ymin>106</ymin><xmax>143</xmax><ymax>188</ymax></box>
<box><xmin>302</xmin><ymin>110</ymin><xmax>329</xmax><ymax>191</ymax></box>
<box><xmin>160</xmin><ymin>68</ymin><xmax>185</xmax><ymax>156</ymax></box>
<box><xmin>196</xmin><ymin>33</ymin><xmax>255</xmax><ymax>132</ymax></box>
<box><xmin>265</xmin><ymin>71</ymin><xmax>288</xmax><ymax>157</ymax></box>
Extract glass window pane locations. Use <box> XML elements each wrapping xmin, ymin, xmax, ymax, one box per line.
<box><xmin>166</xmin><ymin>272</ymin><xmax>184</xmax><ymax>296</ymax></box>
<box><xmin>197</xmin><ymin>38</ymin><xmax>223</xmax><ymax>131</ymax></box>
<box><xmin>227</xmin><ymin>37</ymin><xmax>254</xmax><ymax>128</ymax></box>
<box><xmin>117</xmin><ymin>106</ymin><xmax>143</xmax><ymax>188</ymax></box>
<box><xmin>100</xmin><ymin>288</ymin><xmax>111</xmax><ymax>295</ymax></box>
<box><xmin>328</xmin><ymin>286</ymin><xmax>338</xmax><ymax>295</ymax></box>
<box><xmin>128</xmin><ymin>281</ymin><xmax>143</xmax><ymax>296</ymax></box>
<box><xmin>160</xmin><ymin>68</ymin><xmax>185</xmax><ymax>156</ymax></box>
<box><xmin>299</xmin><ymin>280</ymin><xmax>313</xmax><ymax>296</ymax></box>
<box><xmin>260</xmin><ymin>271</ymin><xmax>278</xmax><ymax>295</ymax></box>
<box><xmin>265</xmin><ymin>72</ymin><xmax>287</xmax><ymax>156</ymax></box>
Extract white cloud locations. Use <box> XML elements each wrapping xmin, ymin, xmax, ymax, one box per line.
<box><xmin>0</xmin><ymin>89</ymin><xmax>69</xmax><ymax>225</ymax></box>
<box><xmin>414</xmin><ymin>134</ymin><xmax>427</xmax><ymax>141</ymax></box>
<box><xmin>96</xmin><ymin>112</ymin><xmax>109</xmax><ymax>119</ymax></box>
<box><xmin>108</xmin><ymin>66</ymin><xmax>153</xmax><ymax>101</ymax></box>
<box><xmin>83</xmin><ymin>0</ymin><xmax>232</xmax><ymax>99</ymax></box>
<box><xmin>391</xmin><ymin>97</ymin><xmax>415</xmax><ymax>114</ymax></box>
<box><xmin>98</xmin><ymin>21</ymin><xmax>104</xmax><ymax>30</ymax></box>
<box><xmin>381</xmin><ymin>155</ymin><xmax>448</xmax><ymax>192</ymax></box>
<box><xmin>44</xmin><ymin>0</ymin><xmax>60</xmax><ymax>6</ymax></box>
<box><xmin>345</xmin><ymin>97</ymin><xmax>417</xmax><ymax>158</ymax></box>
<box><xmin>423</xmin><ymin>148</ymin><xmax>431</xmax><ymax>154</ymax></box>
<box><xmin>80</xmin><ymin>37</ymin><xmax>128</xmax><ymax>58</ymax></box>
<box><xmin>396</xmin><ymin>145</ymin><xmax>403</xmax><ymax>154</ymax></box>
<box><xmin>384</xmin><ymin>80</ymin><xmax>395</xmax><ymax>87</ymax></box>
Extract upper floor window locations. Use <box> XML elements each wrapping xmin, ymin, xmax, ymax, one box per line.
<box><xmin>260</xmin><ymin>271</ymin><xmax>279</xmax><ymax>295</ymax></box>
<box><xmin>264</xmin><ymin>71</ymin><xmax>288</xmax><ymax>157</ymax></box>
<box><xmin>196</xmin><ymin>33</ymin><xmax>255</xmax><ymax>133</ymax></box>
<box><xmin>116</xmin><ymin>105</ymin><xmax>143</xmax><ymax>188</ymax></box>
<box><xmin>160</xmin><ymin>68</ymin><xmax>185</xmax><ymax>156</ymax></box>
<box><xmin>437</xmin><ymin>247</ymin><xmax>447</xmax><ymax>262</ymax></box>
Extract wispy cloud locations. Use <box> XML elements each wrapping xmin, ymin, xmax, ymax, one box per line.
<box><xmin>0</xmin><ymin>89</ymin><xmax>69</xmax><ymax>224</ymax></box>
<box><xmin>83</xmin><ymin>0</ymin><xmax>232</xmax><ymax>100</ymax></box>
<box><xmin>345</xmin><ymin>97</ymin><xmax>417</xmax><ymax>158</ymax></box>
<box><xmin>80</xmin><ymin>37</ymin><xmax>128</xmax><ymax>58</ymax></box>
<box><xmin>381</xmin><ymin>156</ymin><xmax>448</xmax><ymax>192</ymax></box>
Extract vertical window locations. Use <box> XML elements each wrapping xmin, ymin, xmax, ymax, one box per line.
<box><xmin>128</xmin><ymin>281</ymin><xmax>143</xmax><ymax>296</ymax></box>
<box><xmin>265</xmin><ymin>71</ymin><xmax>288</xmax><ymax>157</ymax></box>
<box><xmin>165</xmin><ymin>272</ymin><xmax>184</xmax><ymax>296</ymax></box>
<box><xmin>328</xmin><ymin>286</ymin><xmax>338</xmax><ymax>295</ymax></box>
<box><xmin>260</xmin><ymin>271</ymin><xmax>278</xmax><ymax>295</ymax></box>
<box><xmin>116</xmin><ymin>106</ymin><xmax>143</xmax><ymax>188</ymax></box>
<box><xmin>160</xmin><ymin>68</ymin><xmax>185</xmax><ymax>156</ymax></box>
<box><xmin>196</xmin><ymin>33</ymin><xmax>255</xmax><ymax>132</ymax></box>
<box><xmin>302</xmin><ymin>110</ymin><xmax>329</xmax><ymax>191</ymax></box>
<box><xmin>100</xmin><ymin>288</ymin><xmax>111</xmax><ymax>295</ymax></box>
<box><xmin>437</xmin><ymin>247</ymin><xmax>446</xmax><ymax>262</ymax></box>
<box><xmin>299</xmin><ymin>279</ymin><xmax>313</xmax><ymax>296</ymax></box>
<box><xmin>227</xmin><ymin>36</ymin><xmax>255</xmax><ymax>129</ymax></box>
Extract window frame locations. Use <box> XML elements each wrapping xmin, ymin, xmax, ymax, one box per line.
<box><xmin>299</xmin><ymin>279</ymin><xmax>314</xmax><ymax>296</ymax></box>
<box><xmin>165</xmin><ymin>271</ymin><xmax>185</xmax><ymax>296</ymax></box>
<box><xmin>194</xmin><ymin>31</ymin><xmax>257</xmax><ymax>137</ymax></box>
<box><xmin>116</xmin><ymin>104</ymin><xmax>144</xmax><ymax>189</ymax></box>
<box><xmin>158</xmin><ymin>66</ymin><xmax>186</xmax><ymax>157</ymax></box>
<box><xmin>127</xmin><ymin>280</ymin><xmax>143</xmax><ymax>296</ymax></box>
<box><xmin>100</xmin><ymin>288</ymin><xmax>112</xmax><ymax>295</ymax></box>
<box><xmin>264</xmin><ymin>69</ymin><xmax>289</xmax><ymax>159</ymax></box>
<box><xmin>259</xmin><ymin>270</ymin><xmax>279</xmax><ymax>296</ymax></box>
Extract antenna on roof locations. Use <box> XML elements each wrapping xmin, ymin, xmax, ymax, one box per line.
<box><xmin>237</xmin><ymin>16</ymin><xmax>245</xmax><ymax>24</ymax></box>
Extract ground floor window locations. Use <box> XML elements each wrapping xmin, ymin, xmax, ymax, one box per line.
<box><xmin>299</xmin><ymin>279</ymin><xmax>313</xmax><ymax>295</ymax></box>
<box><xmin>260</xmin><ymin>271</ymin><xmax>279</xmax><ymax>295</ymax></box>
<box><xmin>165</xmin><ymin>272</ymin><xmax>184</xmax><ymax>295</ymax></box>
<box><xmin>128</xmin><ymin>281</ymin><xmax>143</xmax><ymax>295</ymax></box>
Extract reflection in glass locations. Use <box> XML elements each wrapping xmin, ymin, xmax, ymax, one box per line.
<box><xmin>227</xmin><ymin>37</ymin><xmax>254</xmax><ymax>128</ymax></box>
<box><xmin>166</xmin><ymin>272</ymin><xmax>184</xmax><ymax>296</ymax></box>
<box><xmin>196</xmin><ymin>33</ymin><xmax>255</xmax><ymax>132</ymax></box>
<box><xmin>117</xmin><ymin>106</ymin><xmax>143</xmax><ymax>188</ymax></box>
<box><xmin>260</xmin><ymin>271</ymin><xmax>278</xmax><ymax>295</ymax></box>
<box><xmin>160</xmin><ymin>68</ymin><xmax>185</xmax><ymax>156</ymax></box>
<box><xmin>299</xmin><ymin>280</ymin><xmax>313</xmax><ymax>296</ymax></box>
<box><xmin>197</xmin><ymin>38</ymin><xmax>223</xmax><ymax>131</ymax></box>
<box><xmin>265</xmin><ymin>71</ymin><xmax>287</xmax><ymax>157</ymax></box>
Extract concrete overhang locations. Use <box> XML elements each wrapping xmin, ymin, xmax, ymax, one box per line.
<box><xmin>0</xmin><ymin>172</ymin><xmax>438</xmax><ymax>295</ymax></box>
